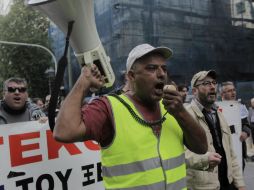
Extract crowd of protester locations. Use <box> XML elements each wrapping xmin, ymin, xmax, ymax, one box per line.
<box><xmin>1</xmin><ymin>43</ymin><xmax>254</xmax><ymax>190</ymax></box>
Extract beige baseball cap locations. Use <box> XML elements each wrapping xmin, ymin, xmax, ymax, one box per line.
<box><xmin>191</xmin><ymin>70</ymin><xmax>217</xmax><ymax>88</ymax></box>
<box><xmin>126</xmin><ymin>43</ymin><xmax>173</xmax><ymax>72</ymax></box>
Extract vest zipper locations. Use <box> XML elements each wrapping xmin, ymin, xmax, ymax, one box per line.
<box><xmin>156</xmin><ymin>127</ymin><xmax>167</xmax><ymax>190</ymax></box>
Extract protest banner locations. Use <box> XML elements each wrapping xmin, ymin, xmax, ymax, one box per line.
<box><xmin>0</xmin><ymin>121</ymin><xmax>104</xmax><ymax>190</ymax></box>
<box><xmin>217</xmin><ymin>101</ymin><xmax>242</xmax><ymax>169</ymax></box>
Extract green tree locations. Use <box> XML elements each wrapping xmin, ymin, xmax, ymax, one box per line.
<box><xmin>0</xmin><ymin>0</ymin><xmax>52</xmax><ymax>99</ymax></box>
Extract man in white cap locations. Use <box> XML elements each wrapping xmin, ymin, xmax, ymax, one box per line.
<box><xmin>54</xmin><ymin>43</ymin><xmax>207</xmax><ymax>190</ymax></box>
<box><xmin>185</xmin><ymin>70</ymin><xmax>245</xmax><ymax>190</ymax></box>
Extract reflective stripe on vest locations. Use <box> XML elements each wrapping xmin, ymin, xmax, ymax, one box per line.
<box><xmin>106</xmin><ymin>178</ymin><xmax>186</xmax><ymax>190</ymax></box>
<box><xmin>103</xmin><ymin>95</ymin><xmax>186</xmax><ymax>190</ymax></box>
<box><xmin>103</xmin><ymin>153</ymin><xmax>185</xmax><ymax>177</ymax></box>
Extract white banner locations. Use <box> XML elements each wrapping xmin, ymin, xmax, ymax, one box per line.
<box><xmin>216</xmin><ymin>101</ymin><xmax>242</xmax><ymax>169</ymax></box>
<box><xmin>0</xmin><ymin>121</ymin><xmax>104</xmax><ymax>190</ymax></box>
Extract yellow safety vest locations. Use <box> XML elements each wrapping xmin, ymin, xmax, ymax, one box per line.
<box><xmin>102</xmin><ymin>94</ymin><xmax>186</xmax><ymax>190</ymax></box>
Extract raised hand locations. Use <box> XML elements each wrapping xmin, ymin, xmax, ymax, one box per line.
<box><xmin>81</xmin><ymin>64</ymin><xmax>105</xmax><ymax>90</ymax></box>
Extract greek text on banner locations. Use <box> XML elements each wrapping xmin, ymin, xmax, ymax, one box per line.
<box><xmin>0</xmin><ymin>121</ymin><xmax>104</xmax><ymax>190</ymax></box>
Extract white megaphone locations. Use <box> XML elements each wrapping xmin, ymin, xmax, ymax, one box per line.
<box><xmin>27</xmin><ymin>0</ymin><xmax>115</xmax><ymax>88</ymax></box>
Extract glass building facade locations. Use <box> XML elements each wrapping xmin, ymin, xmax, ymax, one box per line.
<box><xmin>49</xmin><ymin>0</ymin><xmax>254</xmax><ymax>102</ymax></box>
<box><xmin>93</xmin><ymin>0</ymin><xmax>254</xmax><ymax>102</ymax></box>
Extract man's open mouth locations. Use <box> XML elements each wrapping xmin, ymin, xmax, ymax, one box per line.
<box><xmin>13</xmin><ymin>97</ymin><xmax>21</xmax><ymax>102</ymax></box>
<box><xmin>154</xmin><ymin>82</ymin><xmax>164</xmax><ymax>95</ymax></box>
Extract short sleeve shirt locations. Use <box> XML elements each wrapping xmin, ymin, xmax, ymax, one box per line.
<box><xmin>81</xmin><ymin>95</ymin><xmax>162</xmax><ymax>147</ymax></box>
<box><xmin>81</xmin><ymin>96</ymin><xmax>114</xmax><ymax>147</ymax></box>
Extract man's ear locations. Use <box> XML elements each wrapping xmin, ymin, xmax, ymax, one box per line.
<box><xmin>127</xmin><ymin>70</ymin><xmax>135</xmax><ymax>81</ymax></box>
<box><xmin>192</xmin><ymin>87</ymin><xmax>197</xmax><ymax>96</ymax></box>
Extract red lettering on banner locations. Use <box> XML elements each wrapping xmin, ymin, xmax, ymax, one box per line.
<box><xmin>9</xmin><ymin>132</ymin><xmax>42</xmax><ymax>167</ymax></box>
<box><xmin>46</xmin><ymin>130</ymin><xmax>82</xmax><ymax>159</ymax></box>
<box><xmin>84</xmin><ymin>141</ymin><xmax>100</xmax><ymax>151</ymax></box>
<box><xmin>0</xmin><ymin>136</ymin><xmax>3</xmax><ymax>145</ymax></box>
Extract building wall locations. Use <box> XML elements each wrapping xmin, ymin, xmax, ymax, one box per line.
<box><xmin>231</xmin><ymin>0</ymin><xmax>254</xmax><ymax>28</ymax></box>
<box><xmin>48</xmin><ymin>0</ymin><xmax>254</xmax><ymax>100</ymax></box>
<box><xmin>94</xmin><ymin>0</ymin><xmax>254</xmax><ymax>100</ymax></box>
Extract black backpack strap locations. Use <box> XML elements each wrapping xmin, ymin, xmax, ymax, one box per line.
<box><xmin>48</xmin><ymin>21</ymin><xmax>74</xmax><ymax>132</ymax></box>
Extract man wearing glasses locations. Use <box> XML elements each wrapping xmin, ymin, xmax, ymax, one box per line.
<box><xmin>185</xmin><ymin>71</ymin><xmax>245</xmax><ymax>190</ymax></box>
<box><xmin>0</xmin><ymin>77</ymin><xmax>45</xmax><ymax>124</ymax></box>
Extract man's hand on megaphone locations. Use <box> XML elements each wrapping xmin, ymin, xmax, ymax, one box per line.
<box><xmin>162</xmin><ymin>85</ymin><xmax>185</xmax><ymax>117</ymax></box>
<box><xmin>81</xmin><ymin>64</ymin><xmax>105</xmax><ymax>90</ymax></box>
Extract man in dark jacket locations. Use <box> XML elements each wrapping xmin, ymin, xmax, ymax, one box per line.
<box><xmin>0</xmin><ymin>77</ymin><xmax>45</xmax><ymax>124</ymax></box>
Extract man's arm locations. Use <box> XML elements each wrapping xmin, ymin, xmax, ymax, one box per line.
<box><xmin>185</xmin><ymin>150</ymin><xmax>222</xmax><ymax>171</ymax></box>
<box><xmin>162</xmin><ymin>89</ymin><xmax>208</xmax><ymax>154</ymax></box>
<box><xmin>240</xmin><ymin>117</ymin><xmax>251</xmax><ymax>142</ymax></box>
<box><xmin>53</xmin><ymin>65</ymin><xmax>104</xmax><ymax>143</ymax></box>
<box><xmin>174</xmin><ymin>108</ymin><xmax>208</xmax><ymax>154</ymax></box>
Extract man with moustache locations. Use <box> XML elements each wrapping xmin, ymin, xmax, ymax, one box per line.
<box><xmin>0</xmin><ymin>77</ymin><xmax>45</xmax><ymax>124</ymax></box>
<box><xmin>185</xmin><ymin>70</ymin><xmax>245</xmax><ymax>190</ymax></box>
<box><xmin>53</xmin><ymin>43</ymin><xmax>208</xmax><ymax>190</ymax></box>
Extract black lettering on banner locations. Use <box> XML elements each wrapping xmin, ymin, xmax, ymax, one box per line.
<box><xmin>82</xmin><ymin>164</ymin><xmax>95</xmax><ymax>186</ymax></box>
<box><xmin>36</xmin><ymin>174</ymin><xmax>54</xmax><ymax>190</ymax></box>
<box><xmin>55</xmin><ymin>169</ymin><xmax>72</xmax><ymax>190</ymax></box>
<box><xmin>16</xmin><ymin>177</ymin><xmax>33</xmax><ymax>190</ymax></box>
<box><xmin>97</xmin><ymin>162</ymin><xmax>103</xmax><ymax>182</ymax></box>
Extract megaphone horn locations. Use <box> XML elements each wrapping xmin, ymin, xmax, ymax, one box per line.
<box><xmin>27</xmin><ymin>0</ymin><xmax>115</xmax><ymax>88</ymax></box>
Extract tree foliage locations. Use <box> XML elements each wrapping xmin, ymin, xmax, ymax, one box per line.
<box><xmin>0</xmin><ymin>0</ymin><xmax>52</xmax><ymax>99</ymax></box>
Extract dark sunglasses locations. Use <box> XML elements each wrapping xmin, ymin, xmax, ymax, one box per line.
<box><xmin>7</xmin><ymin>87</ymin><xmax>27</xmax><ymax>93</ymax></box>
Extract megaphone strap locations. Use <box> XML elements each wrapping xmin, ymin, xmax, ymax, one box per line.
<box><xmin>48</xmin><ymin>21</ymin><xmax>75</xmax><ymax>132</ymax></box>
<box><xmin>108</xmin><ymin>93</ymin><xmax>167</xmax><ymax>128</ymax></box>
